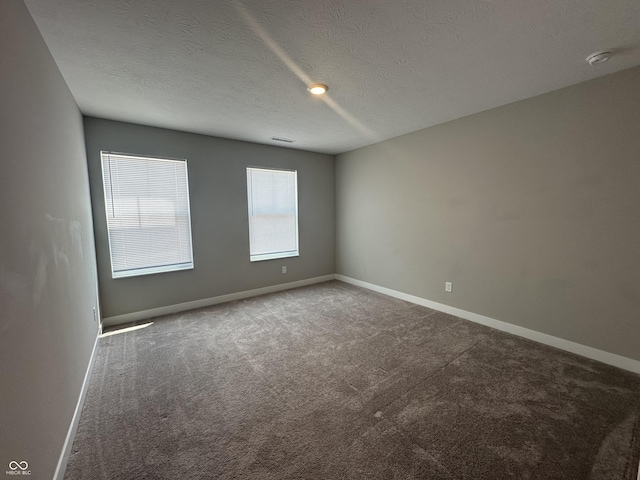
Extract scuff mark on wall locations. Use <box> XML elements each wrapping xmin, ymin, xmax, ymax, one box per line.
<box><xmin>51</xmin><ymin>234</ymin><xmax>70</xmax><ymax>271</ymax></box>
<box><xmin>69</xmin><ymin>220</ymin><xmax>83</xmax><ymax>260</ymax></box>
<box><xmin>28</xmin><ymin>213</ymin><xmax>84</xmax><ymax>308</ymax></box>
<box><xmin>32</xmin><ymin>252</ymin><xmax>48</xmax><ymax>307</ymax></box>
<box><xmin>46</xmin><ymin>213</ymin><xmax>81</xmax><ymax>270</ymax></box>
<box><xmin>54</xmin><ymin>247</ymin><xmax>70</xmax><ymax>270</ymax></box>
<box><xmin>0</xmin><ymin>266</ymin><xmax>28</xmax><ymax>335</ymax></box>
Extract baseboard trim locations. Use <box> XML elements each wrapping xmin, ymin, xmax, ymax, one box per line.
<box><xmin>53</xmin><ymin>331</ymin><xmax>100</xmax><ymax>480</ymax></box>
<box><xmin>103</xmin><ymin>274</ymin><xmax>337</xmax><ymax>327</ymax></box>
<box><xmin>336</xmin><ymin>275</ymin><xmax>640</xmax><ymax>374</ymax></box>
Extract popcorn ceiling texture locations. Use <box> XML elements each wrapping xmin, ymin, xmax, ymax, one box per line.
<box><xmin>24</xmin><ymin>0</ymin><xmax>640</xmax><ymax>153</ymax></box>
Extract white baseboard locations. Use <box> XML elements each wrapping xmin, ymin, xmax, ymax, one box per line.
<box><xmin>53</xmin><ymin>331</ymin><xmax>100</xmax><ymax>480</ymax></box>
<box><xmin>103</xmin><ymin>274</ymin><xmax>336</xmax><ymax>327</ymax></box>
<box><xmin>102</xmin><ymin>272</ymin><xmax>639</xmax><ymax>374</ymax></box>
<box><xmin>336</xmin><ymin>275</ymin><xmax>640</xmax><ymax>374</ymax></box>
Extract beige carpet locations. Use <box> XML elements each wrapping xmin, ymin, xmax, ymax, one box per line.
<box><xmin>65</xmin><ymin>281</ymin><xmax>640</xmax><ymax>479</ymax></box>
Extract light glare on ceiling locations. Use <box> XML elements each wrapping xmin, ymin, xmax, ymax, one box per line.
<box><xmin>308</xmin><ymin>84</ymin><xmax>328</xmax><ymax>95</ymax></box>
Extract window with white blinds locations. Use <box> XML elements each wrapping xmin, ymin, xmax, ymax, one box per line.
<box><xmin>100</xmin><ymin>152</ymin><xmax>194</xmax><ymax>278</ymax></box>
<box><xmin>246</xmin><ymin>167</ymin><xmax>299</xmax><ymax>262</ymax></box>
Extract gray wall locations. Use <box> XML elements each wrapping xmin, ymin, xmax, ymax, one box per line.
<box><xmin>336</xmin><ymin>66</ymin><xmax>640</xmax><ymax>361</ymax></box>
<box><xmin>84</xmin><ymin>118</ymin><xmax>335</xmax><ymax>319</ymax></box>
<box><xmin>0</xmin><ymin>1</ymin><xmax>100</xmax><ymax>478</ymax></box>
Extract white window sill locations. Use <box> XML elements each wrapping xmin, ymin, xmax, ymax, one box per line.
<box><xmin>112</xmin><ymin>263</ymin><xmax>194</xmax><ymax>279</ymax></box>
<box><xmin>250</xmin><ymin>251</ymin><xmax>299</xmax><ymax>262</ymax></box>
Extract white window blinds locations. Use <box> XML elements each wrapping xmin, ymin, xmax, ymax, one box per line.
<box><xmin>246</xmin><ymin>167</ymin><xmax>299</xmax><ymax>262</ymax></box>
<box><xmin>100</xmin><ymin>152</ymin><xmax>194</xmax><ymax>278</ymax></box>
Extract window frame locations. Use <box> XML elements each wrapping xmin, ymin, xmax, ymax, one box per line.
<box><xmin>100</xmin><ymin>151</ymin><xmax>195</xmax><ymax>279</ymax></box>
<box><xmin>246</xmin><ymin>166</ymin><xmax>299</xmax><ymax>262</ymax></box>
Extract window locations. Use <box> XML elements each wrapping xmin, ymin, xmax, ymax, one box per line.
<box><xmin>246</xmin><ymin>167</ymin><xmax>299</xmax><ymax>262</ymax></box>
<box><xmin>100</xmin><ymin>151</ymin><xmax>194</xmax><ymax>278</ymax></box>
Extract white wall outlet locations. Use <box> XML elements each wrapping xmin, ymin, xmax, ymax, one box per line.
<box><xmin>445</xmin><ymin>282</ymin><xmax>453</xmax><ymax>293</ymax></box>
<box><xmin>282</xmin><ymin>266</ymin><xmax>287</xmax><ymax>274</ymax></box>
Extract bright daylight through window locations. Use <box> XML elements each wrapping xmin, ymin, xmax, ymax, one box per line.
<box><xmin>246</xmin><ymin>167</ymin><xmax>299</xmax><ymax>262</ymax></box>
<box><xmin>101</xmin><ymin>152</ymin><xmax>194</xmax><ymax>278</ymax></box>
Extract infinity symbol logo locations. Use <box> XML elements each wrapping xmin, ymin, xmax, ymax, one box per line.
<box><xmin>8</xmin><ymin>461</ymin><xmax>28</xmax><ymax>470</ymax></box>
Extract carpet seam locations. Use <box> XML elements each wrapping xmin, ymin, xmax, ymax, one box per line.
<box><xmin>375</xmin><ymin>341</ymin><xmax>481</xmax><ymax>416</ymax></box>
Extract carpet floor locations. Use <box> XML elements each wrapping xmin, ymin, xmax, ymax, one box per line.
<box><xmin>65</xmin><ymin>281</ymin><xmax>640</xmax><ymax>479</ymax></box>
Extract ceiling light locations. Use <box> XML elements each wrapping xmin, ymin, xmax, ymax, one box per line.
<box><xmin>308</xmin><ymin>84</ymin><xmax>328</xmax><ymax>95</ymax></box>
<box><xmin>586</xmin><ymin>51</ymin><xmax>612</xmax><ymax>65</ymax></box>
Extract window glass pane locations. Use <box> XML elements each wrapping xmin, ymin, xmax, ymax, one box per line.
<box><xmin>247</xmin><ymin>168</ymin><xmax>298</xmax><ymax>262</ymax></box>
<box><xmin>101</xmin><ymin>152</ymin><xmax>194</xmax><ymax>278</ymax></box>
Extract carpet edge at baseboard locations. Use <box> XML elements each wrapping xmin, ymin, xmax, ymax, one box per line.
<box><xmin>53</xmin><ymin>332</ymin><xmax>100</xmax><ymax>480</ymax></box>
<box><xmin>335</xmin><ymin>274</ymin><xmax>640</xmax><ymax>375</ymax></box>
<box><xmin>104</xmin><ymin>271</ymin><xmax>639</xmax><ymax>374</ymax></box>
<box><xmin>103</xmin><ymin>274</ymin><xmax>337</xmax><ymax>328</ymax></box>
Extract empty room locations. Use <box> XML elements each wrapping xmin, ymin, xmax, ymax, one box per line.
<box><xmin>1</xmin><ymin>0</ymin><xmax>640</xmax><ymax>479</ymax></box>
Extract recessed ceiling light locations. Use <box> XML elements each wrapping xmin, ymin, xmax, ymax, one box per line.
<box><xmin>308</xmin><ymin>84</ymin><xmax>328</xmax><ymax>95</ymax></box>
<box><xmin>586</xmin><ymin>50</ymin><xmax>612</xmax><ymax>65</ymax></box>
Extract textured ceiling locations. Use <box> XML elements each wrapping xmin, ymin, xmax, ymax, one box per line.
<box><xmin>23</xmin><ymin>0</ymin><xmax>640</xmax><ymax>154</ymax></box>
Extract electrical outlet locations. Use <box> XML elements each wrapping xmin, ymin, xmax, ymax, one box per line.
<box><xmin>445</xmin><ymin>282</ymin><xmax>453</xmax><ymax>293</ymax></box>
<box><xmin>282</xmin><ymin>266</ymin><xmax>287</xmax><ymax>274</ymax></box>
<box><xmin>92</xmin><ymin>307</ymin><xmax>98</xmax><ymax>322</ymax></box>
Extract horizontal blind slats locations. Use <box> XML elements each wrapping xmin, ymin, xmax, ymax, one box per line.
<box><xmin>247</xmin><ymin>168</ymin><xmax>298</xmax><ymax>261</ymax></box>
<box><xmin>101</xmin><ymin>152</ymin><xmax>194</xmax><ymax>277</ymax></box>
